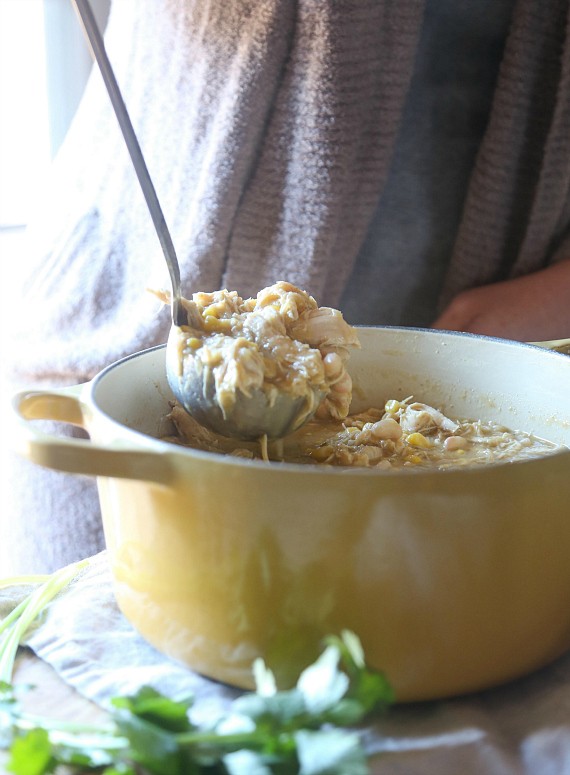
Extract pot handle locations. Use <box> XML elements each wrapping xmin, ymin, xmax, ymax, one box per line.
<box><xmin>10</xmin><ymin>385</ymin><xmax>175</xmax><ymax>486</ymax></box>
<box><xmin>530</xmin><ymin>338</ymin><xmax>570</xmax><ymax>355</ymax></box>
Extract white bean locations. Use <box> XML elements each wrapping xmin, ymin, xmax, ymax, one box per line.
<box><xmin>369</xmin><ymin>417</ymin><xmax>403</xmax><ymax>441</ymax></box>
<box><xmin>443</xmin><ymin>435</ymin><xmax>469</xmax><ymax>451</ymax></box>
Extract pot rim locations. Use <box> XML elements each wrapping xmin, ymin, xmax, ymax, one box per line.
<box><xmin>85</xmin><ymin>326</ymin><xmax>570</xmax><ymax>478</ymax></box>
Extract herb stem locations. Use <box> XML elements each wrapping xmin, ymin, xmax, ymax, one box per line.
<box><xmin>176</xmin><ymin>729</ymin><xmax>270</xmax><ymax>748</ymax></box>
<box><xmin>0</xmin><ymin>575</ymin><xmax>52</xmax><ymax>590</ymax></box>
<box><xmin>0</xmin><ymin>599</ymin><xmax>30</xmax><ymax>638</ymax></box>
<box><xmin>15</xmin><ymin>712</ymin><xmax>119</xmax><ymax>738</ymax></box>
<box><xmin>0</xmin><ymin>559</ymin><xmax>90</xmax><ymax>683</ymax></box>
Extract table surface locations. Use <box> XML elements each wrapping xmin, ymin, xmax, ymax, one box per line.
<box><xmin>12</xmin><ymin>650</ymin><xmax>108</xmax><ymax>721</ymax></box>
<box><xmin>0</xmin><ymin>651</ymin><xmax>108</xmax><ymax>772</ymax></box>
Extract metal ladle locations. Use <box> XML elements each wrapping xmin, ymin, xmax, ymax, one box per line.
<box><xmin>72</xmin><ymin>0</ymin><xmax>324</xmax><ymax>439</ymax></box>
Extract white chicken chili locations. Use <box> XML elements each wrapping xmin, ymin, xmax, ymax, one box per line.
<box><xmin>165</xmin><ymin>395</ymin><xmax>562</xmax><ymax>470</ymax></box>
<box><xmin>155</xmin><ymin>281</ymin><xmax>563</xmax><ymax>469</ymax></box>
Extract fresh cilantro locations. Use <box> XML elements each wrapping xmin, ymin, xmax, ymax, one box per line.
<box><xmin>0</xmin><ymin>563</ymin><xmax>394</xmax><ymax>774</ymax></box>
<box><xmin>7</xmin><ymin>728</ymin><xmax>55</xmax><ymax>775</ymax></box>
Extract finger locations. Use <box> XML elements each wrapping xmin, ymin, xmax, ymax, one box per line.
<box><xmin>431</xmin><ymin>302</ymin><xmax>474</xmax><ymax>332</ymax></box>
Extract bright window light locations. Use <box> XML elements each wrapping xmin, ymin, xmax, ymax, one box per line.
<box><xmin>0</xmin><ymin>0</ymin><xmax>51</xmax><ymax>227</ymax></box>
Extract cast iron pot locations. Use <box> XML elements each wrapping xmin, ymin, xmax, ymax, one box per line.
<box><xmin>11</xmin><ymin>327</ymin><xmax>570</xmax><ymax>702</ymax></box>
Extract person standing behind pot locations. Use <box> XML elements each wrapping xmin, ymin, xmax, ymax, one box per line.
<box><xmin>3</xmin><ymin>0</ymin><xmax>570</xmax><ymax>574</ymax></box>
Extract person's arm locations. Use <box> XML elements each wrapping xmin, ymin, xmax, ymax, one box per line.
<box><xmin>432</xmin><ymin>259</ymin><xmax>570</xmax><ymax>341</ymax></box>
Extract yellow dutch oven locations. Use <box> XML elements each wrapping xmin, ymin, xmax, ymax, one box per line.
<box><xmin>10</xmin><ymin>327</ymin><xmax>570</xmax><ymax>702</ymax></box>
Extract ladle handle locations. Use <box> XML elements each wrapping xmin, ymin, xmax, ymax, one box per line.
<box><xmin>71</xmin><ymin>0</ymin><xmax>184</xmax><ymax>326</ymax></box>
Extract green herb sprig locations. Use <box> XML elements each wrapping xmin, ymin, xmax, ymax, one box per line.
<box><xmin>0</xmin><ymin>563</ymin><xmax>393</xmax><ymax>774</ymax></box>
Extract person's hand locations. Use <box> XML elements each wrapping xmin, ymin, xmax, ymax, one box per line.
<box><xmin>432</xmin><ymin>259</ymin><xmax>570</xmax><ymax>342</ymax></box>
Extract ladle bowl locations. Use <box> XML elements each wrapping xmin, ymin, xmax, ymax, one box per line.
<box><xmin>73</xmin><ymin>0</ymin><xmax>321</xmax><ymax>440</ymax></box>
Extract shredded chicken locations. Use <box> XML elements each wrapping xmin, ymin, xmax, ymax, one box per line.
<box><xmin>154</xmin><ymin>281</ymin><xmax>360</xmax><ymax>422</ymax></box>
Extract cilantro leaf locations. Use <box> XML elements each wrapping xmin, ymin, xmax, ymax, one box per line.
<box><xmin>111</xmin><ymin>686</ymin><xmax>195</xmax><ymax>733</ymax></box>
<box><xmin>295</xmin><ymin>728</ymin><xmax>368</xmax><ymax>775</ymax></box>
<box><xmin>7</xmin><ymin>729</ymin><xmax>55</xmax><ymax>775</ymax></box>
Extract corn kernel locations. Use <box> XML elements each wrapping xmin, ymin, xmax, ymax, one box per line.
<box><xmin>186</xmin><ymin>337</ymin><xmax>202</xmax><ymax>350</ymax></box>
<box><xmin>309</xmin><ymin>445</ymin><xmax>334</xmax><ymax>461</ymax></box>
<box><xmin>203</xmin><ymin>301</ymin><xmax>229</xmax><ymax>318</ymax></box>
<box><xmin>385</xmin><ymin>399</ymin><xmax>400</xmax><ymax>414</ymax></box>
<box><xmin>406</xmin><ymin>432</ymin><xmax>432</xmax><ymax>448</ymax></box>
<box><xmin>203</xmin><ymin>316</ymin><xmax>232</xmax><ymax>333</ymax></box>
<box><xmin>407</xmin><ymin>454</ymin><xmax>422</xmax><ymax>464</ymax></box>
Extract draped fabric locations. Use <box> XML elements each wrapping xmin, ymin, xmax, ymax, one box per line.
<box><xmin>12</xmin><ymin>0</ymin><xmax>425</xmax><ymax>383</ymax></box>
<box><xmin>11</xmin><ymin>0</ymin><xmax>570</xmax><ymax>383</ymax></box>
<box><xmin>442</xmin><ymin>0</ymin><xmax>570</xmax><ymax>304</ymax></box>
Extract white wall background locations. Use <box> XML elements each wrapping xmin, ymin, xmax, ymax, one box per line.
<box><xmin>0</xmin><ymin>0</ymin><xmax>110</xmax><ymax>227</ymax></box>
<box><xmin>0</xmin><ymin>0</ymin><xmax>110</xmax><ymax>575</ymax></box>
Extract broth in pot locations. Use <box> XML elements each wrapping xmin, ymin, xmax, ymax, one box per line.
<box><xmin>165</xmin><ymin>395</ymin><xmax>563</xmax><ymax>470</ymax></box>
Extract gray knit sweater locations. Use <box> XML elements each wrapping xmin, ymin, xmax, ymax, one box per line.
<box><xmin>13</xmin><ymin>0</ymin><xmax>570</xmax><ymax>381</ymax></box>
